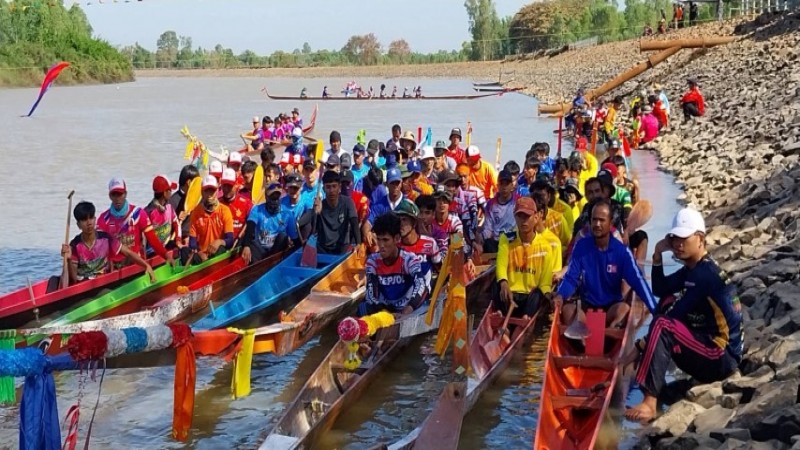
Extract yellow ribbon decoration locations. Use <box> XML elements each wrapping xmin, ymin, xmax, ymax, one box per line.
<box><xmin>227</xmin><ymin>327</ymin><xmax>256</xmax><ymax>399</ymax></box>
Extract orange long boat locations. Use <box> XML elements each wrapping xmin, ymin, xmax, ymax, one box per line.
<box><xmin>533</xmin><ymin>298</ymin><xmax>639</xmax><ymax>450</ymax></box>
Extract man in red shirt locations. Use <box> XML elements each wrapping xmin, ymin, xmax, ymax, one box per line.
<box><xmin>219</xmin><ymin>168</ymin><xmax>253</xmax><ymax>241</ymax></box>
<box><xmin>341</xmin><ymin>169</ymin><xmax>370</xmax><ymax>225</ymax></box>
<box><xmin>680</xmin><ymin>78</ymin><xmax>705</xmax><ymax>122</ymax></box>
<box><xmin>98</xmin><ymin>177</ymin><xmax>174</xmax><ymax>268</ymax></box>
<box><xmin>446</xmin><ymin>127</ymin><xmax>466</xmax><ymax>164</ymax></box>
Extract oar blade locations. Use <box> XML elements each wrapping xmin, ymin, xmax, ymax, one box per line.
<box><xmin>184</xmin><ymin>177</ymin><xmax>202</xmax><ymax>213</ymax></box>
<box><xmin>251</xmin><ymin>165</ymin><xmax>265</xmax><ymax>205</ymax></box>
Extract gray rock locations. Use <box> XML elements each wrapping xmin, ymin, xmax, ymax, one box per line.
<box><xmin>767</xmin><ymin>338</ymin><xmax>800</xmax><ymax>368</ymax></box>
<box><xmin>752</xmin><ymin>405</ymin><xmax>800</xmax><ymax>444</ymax></box>
<box><xmin>649</xmin><ymin>400</ymin><xmax>707</xmax><ymax>437</ymax></box>
<box><xmin>654</xmin><ymin>433</ymin><xmax>723</xmax><ymax>450</ymax></box>
<box><xmin>687</xmin><ymin>381</ymin><xmax>724</xmax><ymax>408</ymax></box>
<box><xmin>717</xmin><ymin>392</ymin><xmax>743</xmax><ymax>408</ymax></box>
<box><xmin>723</xmin><ymin>365</ymin><xmax>775</xmax><ymax>393</ymax></box>
<box><xmin>693</xmin><ymin>405</ymin><xmax>735</xmax><ymax>434</ymax></box>
<box><xmin>717</xmin><ymin>439</ymin><xmax>748</xmax><ymax>450</ymax></box>
<box><xmin>729</xmin><ymin>380</ymin><xmax>798</xmax><ymax>429</ymax></box>
<box><xmin>709</xmin><ymin>428</ymin><xmax>751</xmax><ymax>442</ymax></box>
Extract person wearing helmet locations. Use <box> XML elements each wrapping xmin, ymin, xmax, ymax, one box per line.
<box><xmin>396</xmin><ymin>199</ymin><xmax>441</xmax><ymax>292</ymax></box>
<box><xmin>285</xmin><ymin>127</ymin><xmax>308</xmax><ymax>157</ymax></box>
<box><xmin>359</xmin><ymin>213</ymin><xmax>428</xmax><ymax>317</ymax></box>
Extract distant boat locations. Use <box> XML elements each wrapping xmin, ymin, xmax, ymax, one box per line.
<box><xmin>262</xmin><ymin>86</ymin><xmax>523</xmax><ymax>101</ymax></box>
<box><xmin>472</xmin><ymin>81</ymin><xmax>503</xmax><ymax>87</ymax></box>
<box><xmin>473</xmin><ymin>85</ymin><xmax>511</xmax><ymax>92</ymax></box>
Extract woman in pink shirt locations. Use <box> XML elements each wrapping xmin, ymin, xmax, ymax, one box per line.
<box><xmin>640</xmin><ymin>106</ymin><xmax>660</xmax><ymax>144</ymax></box>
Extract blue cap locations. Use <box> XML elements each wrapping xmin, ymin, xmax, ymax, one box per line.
<box><xmin>352</xmin><ymin>144</ymin><xmax>365</xmax><ymax>155</ymax></box>
<box><xmin>386</xmin><ymin>167</ymin><xmax>402</xmax><ymax>183</ymax></box>
<box><xmin>385</xmin><ymin>153</ymin><xmax>398</xmax><ymax>168</ymax></box>
<box><xmin>407</xmin><ymin>160</ymin><xmax>421</xmax><ymax>174</ymax></box>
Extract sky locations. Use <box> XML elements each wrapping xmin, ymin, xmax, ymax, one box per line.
<box><xmin>65</xmin><ymin>0</ymin><xmax>531</xmax><ymax>54</ymax></box>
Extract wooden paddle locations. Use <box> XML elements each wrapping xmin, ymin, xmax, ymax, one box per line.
<box><xmin>60</xmin><ymin>190</ymin><xmax>75</xmax><ymax>289</ymax></box>
<box><xmin>465</xmin><ymin>121</ymin><xmax>472</xmax><ymax>147</ymax></box>
<box><xmin>483</xmin><ymin>300</ymin><xmax>516</xmax><ymax>362</ymax></box>
<box><xmin>623</xmin><ymin>199</ymin><xmax>654</xmax><ymax>244</ymax></box>
<box><xmin>251</xmin><ymin>165</ymin><xmax>265</xmax><ymax>205</ymax></box>
<box><xmin>300</xmin><ymin>140</ymin><xmax>326</xmax><ymax>268</ymax></box>
<box><xmin>563</xmin><ymin>299</ymin><xmax>590</xmax><ymax>340</ymax></box>
<box><xmin>494</xmin><ymin>137</ymin><xmax>502</xmax><ymax>171</ymax></box>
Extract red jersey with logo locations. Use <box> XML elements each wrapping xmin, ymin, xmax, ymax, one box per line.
<box><xmin>98</xmin><ymin>204</ymin><xmax>166</xmax><ymax>265</ymax></box>
<box><xmin>69</xmin><ymin>231</ymin><xmax>121</xmax><ymax>281</ymax></box>
<box><xmin>446</xmin><ymin>146</ymin><xmax>466</xmax><ymax>164</ymax></box>
<box><xmin>220</xmin><ymin>194</ymin><xmax>253</xmax><ymax>238</ymax></box>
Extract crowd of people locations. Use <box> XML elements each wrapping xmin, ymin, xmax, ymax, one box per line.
<box><xmin>58</xmin><ymin>78</ymin><xmax>737</xmax><ymax>423</ymax></box>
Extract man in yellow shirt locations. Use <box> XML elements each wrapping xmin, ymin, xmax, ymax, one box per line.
<box><xmin>496</xmin><ymin>197</ymin><xmax>555</xmax><ymax>318</ymax></box>
<box><xmin>530</xmin><ymin>180</ymin><xmax>572</xmax><ymax>252</ymax></box>
<box><xmin>531</xmin><ymin>193</ymin><xmax>563</xmax><ymax>273</ymax></box>
<box><xmin>604</xmin><ymin>96</ymin><xmax>623</xmax><ymax>140</ymax></box>
<box><xmin>465</xmin><ymin>145</ymin><xmax>498</xmax><ymax>200</ymax></box>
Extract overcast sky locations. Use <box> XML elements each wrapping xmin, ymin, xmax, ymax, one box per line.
<box><xmin>66</xmin><ymin>0</ymin><xmax>531</xmax><ymax>54</ymax></box>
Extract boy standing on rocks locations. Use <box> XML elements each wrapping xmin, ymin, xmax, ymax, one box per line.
<box><xmin>625</xmin><ymin>208</ymin><xmax>743</xmax><ymax>422</ymax></box>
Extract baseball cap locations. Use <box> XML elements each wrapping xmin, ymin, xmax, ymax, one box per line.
<box><xmin>399</xmin><ymin>164</ymin><xmax>413</xmax><ymax>179</ymax></box>
<box><xmin>466</xmin><ymin>145</ymin><xmax>480</xmax><ymax>158</ymax></box>
<box><xmin>601</xmin><ymin>163</ymin><xmax>618</xmax><ymax>178</ymax></box>
<box><xmin>407</xmin><ymin>160</ymin><xmax>422</xmax><ymax>174</ymax></box>
<box><xmin>608</xmin><ymin>140</ymin><xmax>621</xmax><ymax>149</ymax></box>
<box><xmin>326</xmin><ymin>154</ymin><xmax>341</xmax><ymax>167</ymax></box>
<box><xmin>303</xmin><ymin>158</ymin><xmax>317</xmax><ymax>170</ymax></box>
<box><xmin>285</xmin><ymin>173</ymin><xmax>303</xmax><ymax>187</ymax></box>
<box><xmin>562</xmin><ymin>177</ymin><xmax>583</xmax><ymax>200</ymax></box>
<box><xmin>252</xmin><ymin>116</ymin><xmax>260</xmax><ymax>123</ymax></box>
<box><xmin>434</xmin><ymin>140</ymin><xmax>448</xmax><ymax>150</ymax></box>
<box><xmin>498</xmin><ymin>169</ymin><xmax>514</xmax><ymax>182</ymax></box>
<box><xmin>669</xmin><ymin>207</ymin><xmax>706</xmax><ymax>238</ymax></box>
<box><xmin>575</xmin><ymin>137</ymin><xmax>589</xmax><ymax>151</ymax></box>
<box><xmin>514</xmin><ymin>197</ymin><xmax>537</xmax><ymax>216</ymax></box>
<box><xmin>209</xmin><ymin>160</ymin><xmax>224</xmax><ymax>176</ymax></box>
<box><xmin>291</xmin><ymin>127</ymin><xmax>303</xmax><ymax>138</ymax></box>
<box><xmin>220</xmin><ymin>168</ymin><xmax>237</xmax><ymax>186</ymax></box>
<box><xmin>228</xmin><ymin>152</ymin><xmax>243</xmax><ymax>166</ymax></box>
<box><xmin>596</xmin><ymin>169</ymin><xmax>615</xmax><ymax>189</ymax></box>
<box><xmin>420</xmin><ymin>145</ymin><xmax>435</xmax><ymax>160</ymax></box>
<box><xmin>108</xmin><ymin>177</ymin><xmax>127</xmax><ymax>193</ymax></box>
<box><xmin>352</xmin><ymin>144</ymin><xmax>365</xmax><ymax>155</ymax></box>
<box><xmin>152</xmin><ymin>175</ymin><xmax>177</xmax><ymax>193</ymax></box>
<box><xmin>340</xmin><ymin>169</ymin><xmax>355</xmax><ymax>184</ymax></box>
<box><xmin>367</xmin><ymin>139</ymin><xmax>380</xmax><ymax>155</ymax></box>
<box><xmin>385</xmin><ymin>153</ymin><xmax>398</xmax><ymax>169</ymax></box>
<box><xmin>201</xmin><ymin>175</ymin><xmax>218</xmax><ymax>190</ymax></box>
<box><xmin>265</xmin><ymin>182</ymin><xmax>282</xmax><ymax>197</ymax></box>
<box><xmin>449</xmin><ymin>128</ymin><xmax>462</xmax><ymax>139</ymax></box>
<box><xmin>433</xmin><ymin>184</ymin><xmax>453</xmax><ymax>202</ymax></box>
<box><xmin>340</xmin><ymin>153</ymin><xmax>352</xmax><ymax>169</ymax></box>
<box><xmin>386</xmin><ymin>167</ymin><xmax>402</xmax><ymax>183</ymax></box>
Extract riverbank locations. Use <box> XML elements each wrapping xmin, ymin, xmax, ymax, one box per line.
<box><xmin>563</xmin><ymin>11</ymin><xmax>800</xmax><ymax>450</ymax></box>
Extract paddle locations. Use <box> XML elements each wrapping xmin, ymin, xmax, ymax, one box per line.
<box><xmin>494</xmin><ymin>137</ymin><xmax>502</xmax><ymax>171</ymax></box>
<box><xmin>465</xmin><ymin>121</ymin><xmax>472</xmax><ymax>147</ymax></box>
<box><xmin>483</xmin><ymin>300</ymin><xmax>516</xmax><ymax>362</ymax></box>
<box><xmin>556</xmin><ymin>106</ymin><xmax>564</xmax><ymax>158</ymax></box>
<box><xmin>300</xmin><ymin>140</ymin><xmax>326</xmax><ymax>268</ymax></box>
<box><xmin>60</xmin><ymin>190</ymin><xmax>75</xmax><ymax>289</ymax></box>
<box><xmin>184</xmin><ymin>177</ymin><xmax>202</xmax><ymax>215</ymax></box>
<box><xmin>623</xmin><ymin>199</ymin><xmax>653</xmax><ymax>243</ymax></box>
<box><xmin>563</xmin><ymin>299</ymin><xmax>590</xmax><ymax>340</ymax></box>
<box><xmin>251</xmin><ymin>165</ymin><xmax>265</xmax><ymax>205</ymax></box>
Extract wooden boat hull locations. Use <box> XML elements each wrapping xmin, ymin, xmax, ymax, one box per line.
<box><xmin>263</xmin><ymin>87</ymin><xmax>522</xmax><ymax>101</ymax></box>
<box><xmin>260</xmin><ymin>265</ymin><xmax>495</xmax><ymax>450</ymax></box>
<box><xmin>388</xmin><ymin>303</ymin><xmax>542</xmax><ymax>450</ymax></box>
<box><xmin>192</xmin><ymin>249</ymin><xmax>349</xmax><ymax>330</ymax></box>
<box><xmin>0</xmin><ymin>256</ymin><xmax>165</xmax><ymax>329</ymax></box>
<box><xmin>533</xmin><ymin>302</ymin><xmax>638</xmax><ymax>450</ymax></box>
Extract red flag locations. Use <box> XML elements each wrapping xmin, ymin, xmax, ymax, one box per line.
<box><xmin>619</xmin><ymin>129</ymin><xmax>632</xmax><ymax>158</ymax></box>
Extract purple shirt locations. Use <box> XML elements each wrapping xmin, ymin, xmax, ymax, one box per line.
<box><xmin>641</xmin><ymin>113</ymin><xmax>659</xmax><ymax>143</ymax></box>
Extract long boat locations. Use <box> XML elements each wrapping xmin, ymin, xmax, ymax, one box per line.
<box><xmin>191</xmin><ymin>249</ymin><xmax>350</xmax><ymax>330</ymax></box>
<box><xmin>0</xmin><ymin>256</ymin><xmax>165</xmax><ymax>329</ymax></box>
<box><xmin>259</xmin><ymin>262</ymin><xmax>495</xmax><ymax>450</ymax></box>
<box><xmin>386</xmin><ymin>302</ymin><xmax>543</xmax><ymax>449</ymax></box>
<box><xmin>240</xmin><ymin>103</ymin><xmax>318</xmax><ymax>159</ymax></box>
<box><xmin>262</xmin><ymin>87</ymin><xmax>523</xmax><ymax>101</ymax></box>
<box><xmin>15</xmin><ymin>250</ymin><xmax>290</xmax><ymax>353</ymax></box>
<box><xmin>533</xmin><ymin>297</ymin><xmax>639</xmax><ymax>450</ymax></box>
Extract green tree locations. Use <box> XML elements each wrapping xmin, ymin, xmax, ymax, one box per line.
<box><xmin>464</xmin><ymin>0</ymin><xmax>506</xmax><ymax>60</ymax></box>
<box><xmin>341</xmin><ymin>33</ymin><xmax>381</xmax><ymax>65</ymax></box>
<box><xmin>387</xmin><ymin>39</ymin><xmax>411</xmax><ymax>63</ymax></box>
<box><xmin>156</xmin><ymin>30</ymin><xmax>179</xmax><ymax>68</ymax></box>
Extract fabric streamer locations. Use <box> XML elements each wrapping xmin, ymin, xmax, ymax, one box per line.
<box><xmin>67</xmin><ymin>331</ymin><xmax>108</xmax><ymax>362</ymax></box>
<box><xmin>170</xmin><ymin>323</ymin><xmax>195</xmax><ymax>442</ymax></box>
<box><xmin>0</xmin><ymin>347</ymin><xmax>47</xmax><ymax>377</ymax></box>
<box><xmin>0</xmin><ymin>330</ymin><xmax>18</xmax><ymax>404</ymax></box>
<box><xmin>228</xmin><ymin>328</ymin><xmax>255</xmax><ymax>399</ymax></box>
<box><xmin>25</xmin><ymin>61</ymin><xmax>70</xmax><ymax>117</ymax></box>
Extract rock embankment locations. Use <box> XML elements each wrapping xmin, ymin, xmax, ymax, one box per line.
<box><xmin>616</xmin><ymin>11</ymin><xmax>800</xmax><ymax>450</ymax></box>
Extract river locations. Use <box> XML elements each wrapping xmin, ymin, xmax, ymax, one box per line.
<box><xmin>0</xmin><ymin>77</ymin><xmax>682</xmax><ymax>449</ymax></box>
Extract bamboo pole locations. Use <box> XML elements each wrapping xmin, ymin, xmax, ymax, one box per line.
<box><xmin>639</xmin><ymin>37</ymin><xmax>735</xmax><ymax>51</ymax></box>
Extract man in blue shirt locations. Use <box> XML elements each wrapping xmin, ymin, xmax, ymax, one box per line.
<box><xmin>363</xmin><ymin>167</ymin><xmax>404</xmax><ymax>251</ymax></box>
<box><xmin>241</xmin><ymin>182</ymin><xmax>299</xmax><ymax>264</ymax></box>
<box><xmin>350</xmin><ymin>144</ymin><xmax>369</xmax><ymax>187</ymax></box>
<box><xmin>552</xmin><ymin>200</ymin><xmax>657</xmax><ymax>330</ymax></box>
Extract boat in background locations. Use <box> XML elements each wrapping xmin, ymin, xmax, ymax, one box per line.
<box><xmin>0</xmin><ymin>255</ymin><xmax>165</xmax><ymax>329</ymax></box>
<box><xmin>533</xmin><ymin>296</ymin><xmax>641</xmax><ymax>450</ymax></box>
<box><xmin>192</xmin><ymin>248</ymin><xmax>350</xmax><ymax>330</ymax></box>
<box><xmin>262</xmin><ymin>87</ymin><xmax>523</xmax><ymax>101</ymax></box>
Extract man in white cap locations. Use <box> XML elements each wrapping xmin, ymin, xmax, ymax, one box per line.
<box><xmin>285</xmin><ymin>127</ymin><xmax>308</xmax><ymax>157</ymax></box>
<box><xmin>227</xmin><ymin>152</ymin><xmax>243</xmax><ymax>175</ymax></box>
<box><xmin>183</xmin><ymin>175</ymin><xmax>234</xmax><ymax>265</ymax></box>
<box><xmin>219</xmin><ymin>168</ymin><xmax>252</xmax><ymax>239</ymax></box>
<box><xmin>626</xmin><ymin>207</ymin><xmax>743</xmax><ymax>422</ymax></box>
<box><xmin>465</xmin><ymin>145</ymin><xmax>498</xmax><ymax>200</ymax></box>
<box><xmin>209</xmin><ymin>160</ymin><xmax>224</xmax><ymax>181</ymax></box>
<box><xmin>145</xmin><ymin>174</ymin><xmax>181</xmax><ymax>250</ymax></box>
<box><xmin>98</xmin><ymin>177</ymin><xmax>174</xmax><ymax>268</ymax></box>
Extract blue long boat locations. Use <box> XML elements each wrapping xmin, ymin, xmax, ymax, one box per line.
<box><xmin>192</xmin><ymin>249</ymin><xmax>350</xmax><ymax>330</ymax></box>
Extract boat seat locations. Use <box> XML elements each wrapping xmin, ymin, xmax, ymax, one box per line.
<box><xmin>331</xmin><ymin>364</ymin><xmax>368</xmax><ymax>394</ymax></box>
<box><xmin>550</xmin><ymin>394</ymin><xmax>604</xmax><ymax>410</ymax></box>
<box><xmin>552</xmin><ymin>355</ymin><xmax>615</xmax><ymax>371</ymax></box>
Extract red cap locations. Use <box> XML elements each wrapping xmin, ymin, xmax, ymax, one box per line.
<box><xmin>514</xmin><ymin>197</ymin><xmax>537</xmax><ymax>216</ymax></box>
<box><xmin>152</xmin><ymin>175</ymin><xmax>177</xmax><ymax>193</ymax></box>
<box><xmin>601</xmin><ymin>162</ymin><xmax>618</xmax><ymax>178</ymax></box>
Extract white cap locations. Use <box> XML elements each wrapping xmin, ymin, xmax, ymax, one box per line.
<box><xmin>228</xmin><ymin>152</ymin><xmax>243</xmax><ymax>166</ymax></box>
<box><xmin>220</xmin><ymin>168</ymin><xmax>237</xmax><ymax>186</ymax></box>
<box><xmin>209</xmin><ymin>160</ymin><xmax>223</xmax><ymax>176</ymax></box>
<box><xmin>201</xmin><ymin>175</ymin><xmax>218</xmax><ymax>189</ymax></box>
<box><xmin>252</xmin><ymin>116</ymin><xmax>260</xmax><ymax>123</ymax></box>
<box><xmin>292</xmin><ymin>127</ymin><xmax>303</xmax><ymax>138</ymax></box>
<box><xmin>108</xmin><ymin>177</ymin><xmax>127</xmax><ymax>193</ymax></box>
<box><xmin>420</xmin><ymin>145</ymin><xmax>435</xmax><ymax>160</ymax></box>
<box><xmin>669</xmin><ymin>207</ymin><xmax>706</xmax><ymax>238</ymax></box>
<box><xmin>466</xmin><ymin>145</ymin><xmax>481</xmax><ymax>158</ymax></box>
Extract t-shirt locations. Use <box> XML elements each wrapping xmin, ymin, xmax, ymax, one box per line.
<box><xmin>285</xmin><ymin>142</ymin><xmax>309</xmax><ymax>157</ymax></box>
<box><xmin>69</xmin><ymin>231</ymin><xmax>121</xmax><ymax>281</ymax></box>
<box><xmin>400</xmin><ymin>235</ymin><xmax>441</xmax><ymax>291</ymax></box>
<box><xmin>351</xmin><ymin>164</ymin><xmax>369</xmax><ymax>186</ymax></box>
<box><xmin>552</xmin><ymin>198</ymin><xmax>576</xmax><ymax>236</ymax></box>
<box><xmin>97</xmin><ymin>204</ymin><xmax>153</xmax><ymax>264</ymax></box>
<box><xmin>280</xmin><ymin>195</ymin><xmax>310</xmax><ymax>220</ymax></box>
<box><xmin>496</xmin><ymin>232</ymin><xmax>555</xmax><ymax>294</ymax></box>
<box><xmin>482</xmin><ymin>194</ymin><xmax>519</xmax><ymax>241</ymax></box>
<box><xmin>540</xmin><ymin>228</ymin><xmax>563</xmax><ymax>272</ymax></box>
<box><xmin>544</xmin><ymin>208</ymin><xmax>572</xmax><ymax>250</ymax></box>
<box><xmin>189</xmin><ymin>204</ymin><xmax>234</xmax><ymax>252</ymax></box>
<box><xmin>246</xmin><ymin>203</ymin><xmax>298</xmax><ymax>249</ymax></box>
<box><xmin>368</xmin><ymin>193</ymin><xmax>405</xmax><ymax>225</ymax></box>
<box><xmin>145</xmin><ymin>201</ymin><xmax>179</xmax><ymax>246</ymax></box>
<box><xmin>467</xmin><ymin>160</ymin><xmax>498</xmax><ymax>200</ymax></box>
<box><xmin>316</xmin><ymin>197</ymin><xmax>360</xmax><ymax>255</ymax></box>
<box><xmin>169</xmin><ymin>189</ymin><xmax>190</xmax><ymax>239</ymax></box>
<box><xmin>641</xmin><ymin>114</ymin><xmax>660</xmax><ymax>143</ymax></box>
<box><xmin>364</xmin><ymin>250</ymin><xmax>427</xmax><ymax>312</ymax></box>
<box><xmin>446</xmin><ymin>146</ymin><xmax>466</xmax><ymax>164</ymax></box>
<box><xmin>220</xmin><ymin>194</ymin><xmax>253</xmax><ymax>238</ymax></box>
<box><xmin>350</xmin><ymin>190</ymin><xmax>370</xmax><ymax>223</ymax></box>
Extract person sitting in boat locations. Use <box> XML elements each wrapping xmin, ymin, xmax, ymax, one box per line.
<box><xmin>379</xmin><ymin>84</ymin><xmax>386</xmax><ymax>98</ymax></box>
<box><xmin>183</xmin><ymin>175</ymin><xmax>234</xmax><ymax>265</ymax></box>
<box><xmin>402</xmin><ymin>87</ymin><xmax>409</xmax><ymax>98</ymax></box>
<box><xmin>502</xmin><ymin>160</ymin><xmax>521</xmax><ymax>190</ymax></box>
<box><xmin>415</xmin><ymin>86</ymin><xmax>422</xmax><ymax>98</ymax></box>
<box><xmin>300</xmin><ymin>88</ymin><xmax>308</xmax><ymax>99</ymax></box>
<box><xmin>241</xmin><ymin>182</ymin><xmax>299</xmax><ymax>264</ymax></box>
<box><xmin>551</xmin><ymin>200</ymin><xmax>658</xmax><ymax>332</ymax></box>
<box><xmin>291</xmin><ymin>108</ymin><xmax>303</xmax><ymax>128</ymax></box>
<box><xmin>350</xmin><ymin>144</ymin><xmax>369</xmax><ymax>187</ymax></box>
<box><xmin>438</xmin><ymin>170</ymin><xmax>478</xmax><ymax>278</ymax></box>
<box><xmin>391</xmin><ymin>86</ymin><xmax>397</xmax><ymax>98</ymax></box>
<box><xmin>529</xmin><ymin>180</ymin><xmax>571</xmax><ymax>257</ymax></box>
<box><xmin>419</xmin><ymin>145</ymin><xmax>439</xmax><ymax>186</ymax></box>
<box><xmin>238</xmin><ymin>160</ymin><xmax>258</xmax><ymax>201</ymax></box>
<box><xmin>322</xmin><ymin>86</ymin><xmax>329</xmax><ymax>99</ymax></box>
<box><xmin>359</xmin><ymin>213</ymin><xmax>428</xmax><ymax>316</ymax></box>
<box><xmin>446</xmin><ymin>128</ymin><xmax>466</xmax><ymax>164</ymax></box>
<box><xmin>399</xmin><ymin>130</ymin><xmax>417</xmax><ymax>161</ymax></box>
<box><xmin>572</xmin><ymin>174</ymin><xmax>627</xmax><ymax>239</ymax></box>
<box><xmin>341</xmin><ymin>169</ymin><xmax>370</xmax><ymax>226</ymax></box>
<box><xmin>464</xmin><ymin>145</ymin><xmax>498</xmax><ymax>200</ymax></box>
<box><xmin>241</xmin><ymin>116</ymin><xmax>266</xmax><ymax>152</ymax></box>
<box><xmin>456</xmin><ymin>163</ymin><xmax>487</xmax><ymax>213</ymax></box>
<box><xmin>386</xmin><ymin>124</ymin><xmax>402</xmax><ymax>151</ymax></box>
<box><xmin>299</xmin><ymin>170</ymin><xmax>361</xmax><ymax>255</ymax></box>
<box><xmin>414</xmin><ymin>194</ymin><xmax>449</xmax><ymax>265</ymax></box>
<box><xmin>476</xmin><ymin>169</ymin><xmax>519</xmax><ymax>255</ymax></box>
<box><xmin>322</xmin><ymin>130</ymin><xmax>345</xmax><ymax>163</ymax></box>
<box><xmin>62</xmin><ymin>201</ymin><xmax>156</xmax><ymax>285</ymax></box>
<box><xmin>531</xmin><ymin>193</ymin><xmax>563</xmax><ymax>275</ymax></box>
<box><xmin>363</xmin><ymin>167</ymin><xmax>405</xmax><ymax>251</ymax></box>
<box><xmin>527</xmin><ymin>142</ymin><xmax>555</xmax><ymax>179</ymax></box>
<box><xmin>145</xmin><ymin>175</ymin><xmax>181</xmax><ymax>251</ymax></box>
<box><xmin>396</xmin><ymin>200</ymin><xmax>441</xmax><ymax>291</ymax></box>
<box><xmin>169</xmin><ymin>165</ymin><xmax>200</xmax><ymax>246</ymax></box>
<box><xmin>285</xmin><ymin>127</ymin><xmax>308</xmax><ymax>157</ymax></box>
<box><xmin>227</xmin><ymin>151</ymin><xmax>243</xmax><ymax>176</ymax></box>
<box><xmin>558</xmin><ymin>178</ymin><xmax>584</xmax><ymax>227</ymax></box>
<box><xmin>495</xmin><ymin>197</ymin><xmax>555</xmax><ymax>319</ymax></box>
<box><xmin>219</xmin><ymin>168</ymin><xmax>253</xmax><ymax>241</ymax></box>
<box><xmin>516</xmin><ymin>157</ymin><xmax>539</xmax><ymax>197</ymax></box>
<box><xmin>99</xmin><ymin>178</ymin><xmax>174</xmax><ymax>269</ymax></box>
<box><xmin>625</xmin><ymin>207</ymin><xmax>742</xmax><ymax>422</ymax></box>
